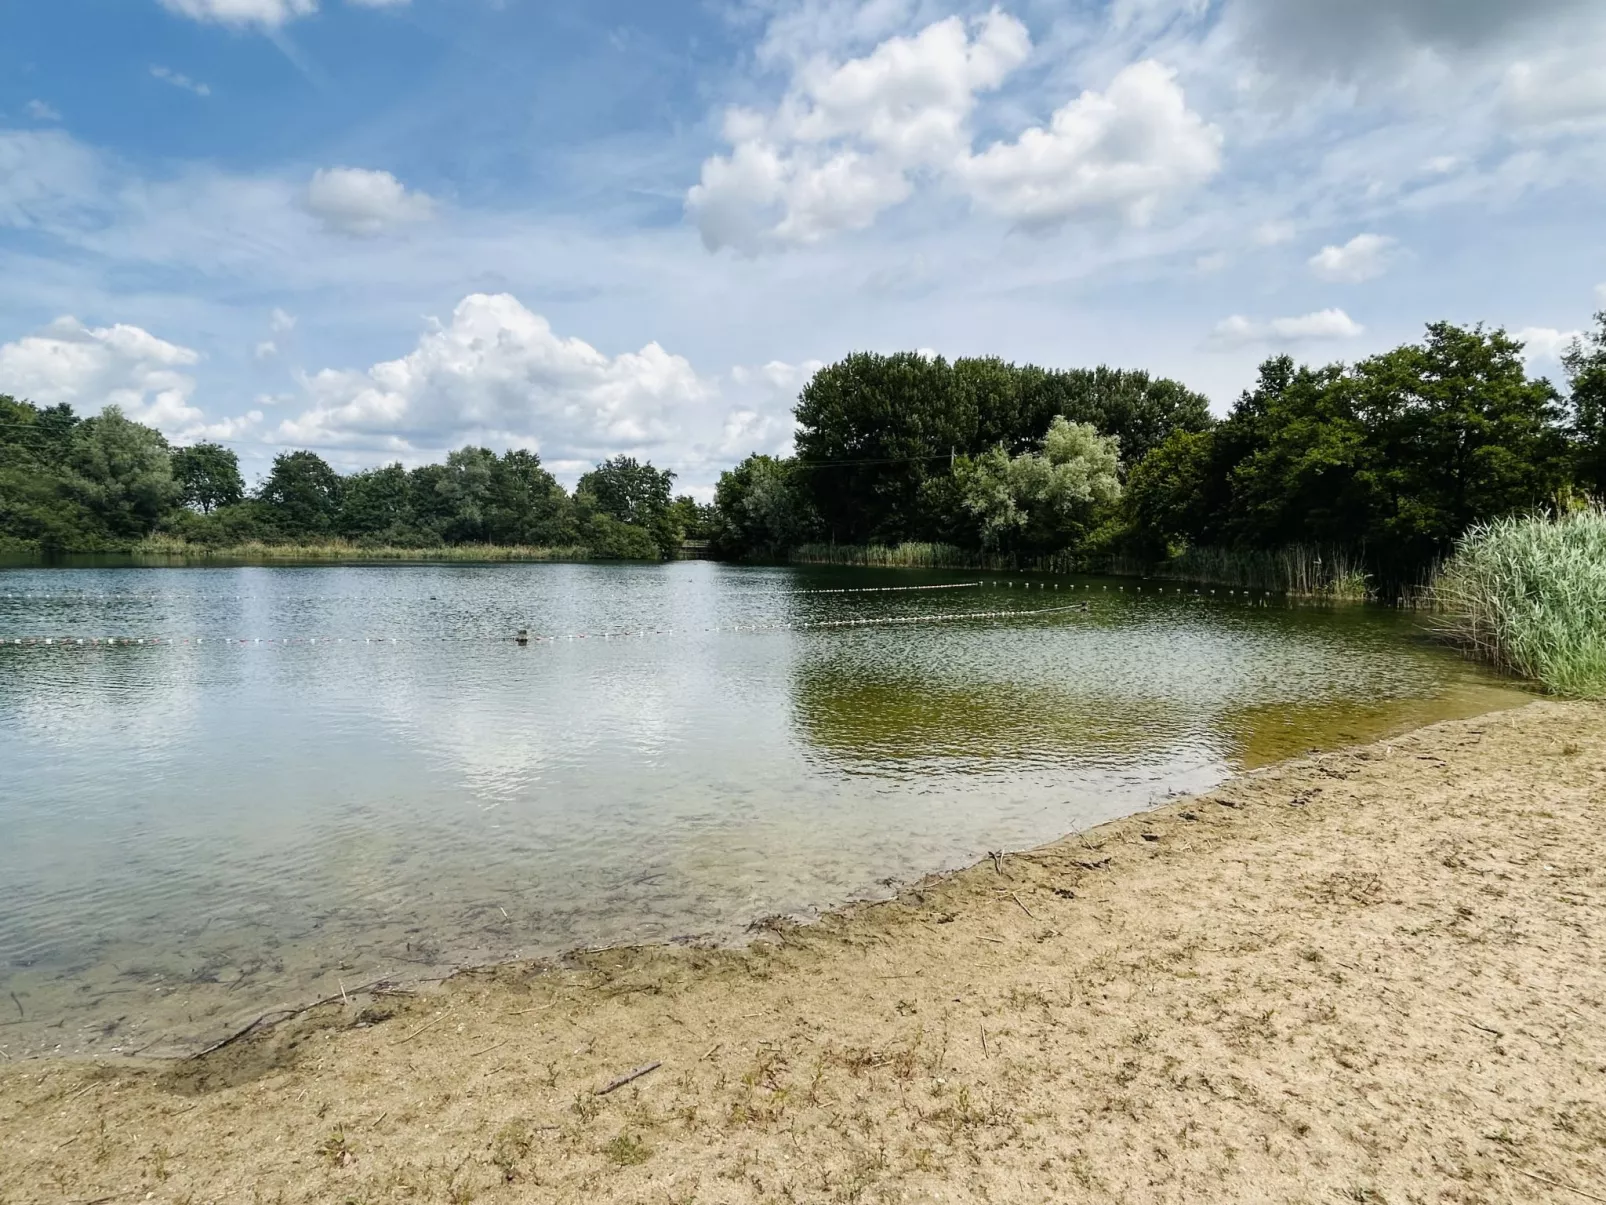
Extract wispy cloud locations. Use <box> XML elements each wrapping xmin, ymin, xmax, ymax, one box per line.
<box><xmin>1211</xmin><ymin>309</ymin><xmax>1365</xmax><ymax>348</ymax></box>
<box><xmin>151</xmin><ymin>66</ymin><xmax>213</xmax><ymax>98</ymax></box>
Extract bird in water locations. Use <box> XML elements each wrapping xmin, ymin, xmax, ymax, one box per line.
<box><xmin>515</xmin><ymin>628</ymin><xmax>529</xmax><ymax>645</ymax></box>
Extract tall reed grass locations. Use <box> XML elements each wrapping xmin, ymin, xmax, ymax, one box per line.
<box><xmin>130</xmin><ymin>538</ymin><xmax>593</xmax><ymax>563</ymax></box>
<box><xmin>789</xmin><ymin>542</ymin><xmax>1012</xmax><ymax>569</ymax></box>
<box><xmin>1427</xmin><ymin>507</ymin><xmax>1606</xmax><ymax>698</ymax></box>
<box><xmin>1145</xmin><ymin>545</ymin><xmax>1373</xmax><ymax>600</ymax></box>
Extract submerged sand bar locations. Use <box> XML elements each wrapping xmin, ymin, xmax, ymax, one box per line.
<box><xmin>4</xmin><ymin>700</ymin><xmax>1605</xmax><ymax>1203</ymax></box>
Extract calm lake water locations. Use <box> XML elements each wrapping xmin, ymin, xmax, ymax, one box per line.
<box><xmin>0</xmin><ymin>561</ymin><xmax>1527</xmax><ymax>1058</ymax></box>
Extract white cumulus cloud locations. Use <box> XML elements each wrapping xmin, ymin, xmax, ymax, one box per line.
<box><xmin>1309</xmin><ymin>233</ymin><xmax>1397</xmax><ymax>283</ymax></box>
<box><xmin>1514</xmin><ymin>326</ymin><xmax>1582</xmax><ymax>366</ymax></box>
<box><xmin>1211</xmin><ymin>308</ymin><xmax>1364</xmax><ymax>347</ymax></box>
<box><xmin>270</xmin><ymin>294</ymin><xmax>714</xmax><ymax>466</ymax></box>
<box><xmin>158</xmin><ymin>0</ymin><xmax>317</xmax><ymax>27</ymax></box>
<box><xmin>688</xmin><ymin>10</ymin><xmax>1031</xmax><ymax>252</ymax></box>
<box><xmin>304</xmin><ymin>167</ymin><xmax>435</xmax><ymax>237</ymax></box>
<box><xmin>0</xmin><ymin>316</ymin><xmax>205</xmax><ymax>433</ymax></box>
<box><xmin>955</xmin><ymin>60</ymin><xmax>1222</xmax><ymax>229</ymax></box>
<box><xmin>719</xmin><ymin>359</ymin><xmax>823</xmax><ymax>458</ymax></box>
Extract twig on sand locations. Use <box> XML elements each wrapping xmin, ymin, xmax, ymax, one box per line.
<box><xmin>1517</xmin><ymin>1170</ymin><xmax>1606</xmax><ymax>1203</ymax></box>
<box><xmin>597</xmin><ymin>1061</ymin><xmax>661</xmax><ymax>1095</ymax></box>
<box><xmin>1009</xmin><ymin>892</ymin><xmax>1035</xmax><ymax>920</ymax></box>
<box><xmin>699</xmin><ymin>1043</ymin><xmax>722</xmax><ymax>1062</ymax></box>
<box><xmin>391</xmin><ymin>1013</ymin><xmax>450</xmax><ymax>1046</ymax></box>
<box><xmin>987</xmin><ymin>851</ymin><xmax>1008</xmax><ymax>876</ymax></box>
<box><xmin>469</xmin><ymin>1039</ymin><xmax>507</xmax><ymax>1058</ymax></box>
<box><xmin>979</xmin><ymin>1026</ymin><xmax>989</xmax><ymax>1057</ymax></box>
<box><xmin>9</xmin><ymin>991</ymin><xmax>22</xmax><ymax>1020</ymax></box>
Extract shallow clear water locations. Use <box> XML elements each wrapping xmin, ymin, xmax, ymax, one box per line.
<box><xmin>0</xmin><ymin>561</ymin><xmax>1527</xmax><ymax>1058</ymax></box>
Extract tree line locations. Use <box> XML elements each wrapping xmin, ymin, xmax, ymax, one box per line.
<box><xmin>713</xmin><ymin>316</ymin><xmax>1606</xmax><ymax>584</ymax></box>
<box><xmin>0</xmin><ymin>399</ymin><xmax>711</xmax><ymax>558</ymax></box>
<box><xmin>3</xmin><ymin>312</ymin><xmax>1603</xmax><ymax>578</ymax></box>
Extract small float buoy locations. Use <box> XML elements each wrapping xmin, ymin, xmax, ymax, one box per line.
<box><xmin>515</xmin><ymin>628</ymin><xmax>529</xmax><ymax>646</ymax></box>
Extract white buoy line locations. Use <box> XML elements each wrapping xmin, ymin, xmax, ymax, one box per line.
<box><xmin>0</xmin><ymin>602</ymin><xmax>1108</xmax><ymax>649</ymax></box>
<box><xmin>792</xmin><ymin>582</ymin><xmax>982</xmax><ymax>595</ymax></box>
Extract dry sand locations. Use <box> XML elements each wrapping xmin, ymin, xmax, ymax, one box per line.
<box><xmin>3</xmin><ymin>699</ymin><xmax>1605</xmax><ymax>1204</ymax></box>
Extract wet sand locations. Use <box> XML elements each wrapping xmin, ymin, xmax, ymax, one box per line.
<box><xmin>3</xmin><ymin>700</ymin><xmax>1604</xmax><ymax>1204</ymax></box>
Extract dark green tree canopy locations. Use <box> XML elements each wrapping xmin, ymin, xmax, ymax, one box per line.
<box><xmin>1114</xmin><ymin>323</ymin><xmax>1571</xmax><ymax>576</ymax></box>
<box><xmin>791</xmin><ymin>352</ymin><xmax>1211</xmax><ymax>546</ymax></box>
<box><xmin>257</xmin><ymin>450</ymin><xmax>344</xmax><ymax>534</ymax></box>
<box><xmin>712</xmin><ymin>454</ymin><xmax>818</xmax><ymax>558</ymax></box>
<box><xmin>1563</xmin><ymin>312</ymin><xmax>1606</xmax><ymax>498</ymax></box>
<box><xmin>67</xmin><ymin>407</ymin><xmax>181</xmax><ymax>538</ymax></box>
<box><xmin>576</xmin><ymin>456</ymin><xmax>675</xmax><ymax>526</ymax></box>
<box><xmin>172</xmin><ymin>442</ymin><xmax>245</xmax><ymax>513</ymax></box>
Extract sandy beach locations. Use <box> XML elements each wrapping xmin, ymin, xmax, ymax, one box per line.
<box><xmin>4</xmin><ymin>699</ymin><xmax>1604</xmax><ymax>1204</ymax></box>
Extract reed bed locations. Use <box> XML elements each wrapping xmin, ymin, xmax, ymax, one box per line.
<box><xmin>1426</xmin><ymin>507</ymin><xmax>1606</xmax><ymax>699</ymax></box>
<box><xmin>1145</xmin><ymin>545</ymin><xmax>1373</xmax><ymax>600</ymax></box>
<box><xmin>130</xmin><ymin>538</ymin><xmax>593</xmax><ymax>563</ymax></box>
<box><xmin>789</xmin><ymin>542</ymin><xmax>1010</xmax><ymax>570</ymax></box>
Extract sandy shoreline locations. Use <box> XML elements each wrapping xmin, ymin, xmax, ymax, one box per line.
<box><xmin>4</xmin><ymin>699</ymin><xmax>1605</xmax><ymax>1203</ymax></box>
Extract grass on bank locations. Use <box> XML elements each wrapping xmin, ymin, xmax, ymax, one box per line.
<box><xmin>1428</xmin><ymin>506</ymin><xmax>1606</xmax><ymax>699</ymax></box>
<box><xmin>129</xmin><ymin>537</ymin><xmax>596</xmax><ymax>563</ymax></box>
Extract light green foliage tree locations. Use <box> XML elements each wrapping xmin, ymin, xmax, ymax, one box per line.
<box><xmin>956</xmin><ymin>417</ymin><xmax>1122</xmax><ymax>553</ymax></box>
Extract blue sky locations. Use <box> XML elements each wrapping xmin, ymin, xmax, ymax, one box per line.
<box><xmin>3</xmin><ymin>0</ymin><xmax>1605</xmax><ymax>494</ymax></box>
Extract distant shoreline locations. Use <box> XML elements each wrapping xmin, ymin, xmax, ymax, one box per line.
<box><xmin>3</xmin><ymin>539</ymin><xmax>607</xmax><ymax>564</ymax></box>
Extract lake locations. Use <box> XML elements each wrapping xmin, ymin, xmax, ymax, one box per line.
<box><xmin>0</xmin><ymin>561</ymin><xmax>1528</xmax><ymax>1059</ymax></box>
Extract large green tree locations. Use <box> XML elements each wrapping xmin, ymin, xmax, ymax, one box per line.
<box><xmin>172</xmin><ymin>442</ymin><xmax>245</xmax><ymax>513</ymax></box>
<box><xmin>712</xmin><ymin>454</ymin><xmax>818</xmax><ymax>558</ymax></box>
<box><xmin>485</xmin><ymin>449</ymin><xmax>575</xmax><ymax>546</ymax></box>
<box><xmin>1354</xmin><ymin>323</ymin><xmax>1567</xmax><ymax>561</ymax></box>
<box><xmin>1563</xmin><ymin>313</ymin><xmax>1606</xmax><ymax>498</ymax></box>
<box><xmin>68</xmin><ymin>407</ymin><xmax>181</xmax><ymax>538</ymax></box>
<box><xmin>577</xmin><ymin>455</ymin><xmax>679</xmax><ymax>556</ymax></box>
<box><xmin>257</xmin><ymin>450</ymin><xmax>344</xmax><ymax>536</ymax></box>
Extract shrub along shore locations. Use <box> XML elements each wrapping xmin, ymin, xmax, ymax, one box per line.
<box><xmin>4</xmin><ymin>701</ymin><xmax>1603</xmax><ymax>1202</ymax></box>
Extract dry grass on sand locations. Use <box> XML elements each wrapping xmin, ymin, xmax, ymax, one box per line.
<box><xmin>4</xmin><ymin>701</ymin><xmax>1606</xmax><ymax>1204</ymax></box>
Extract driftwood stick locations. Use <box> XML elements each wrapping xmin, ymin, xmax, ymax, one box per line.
<box><xmin>1516</xmin><ymin>1171</ymin><xmax>1606</xmax><ymax>1204</ymax></box>
<box><xmin>1009</xmin><ymin>892</ymin><xmax>1035</xmax><ymax>920</ymax></box>
<box><xmin>596</xmin><ymin>1061</ymin><xmax>661</xmax><ymax>1095</ymax></box>
<box><xmin>391</xmin><ymin>1013</ymin><xmax>450</xmax><ymax>1046</ymax></box>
